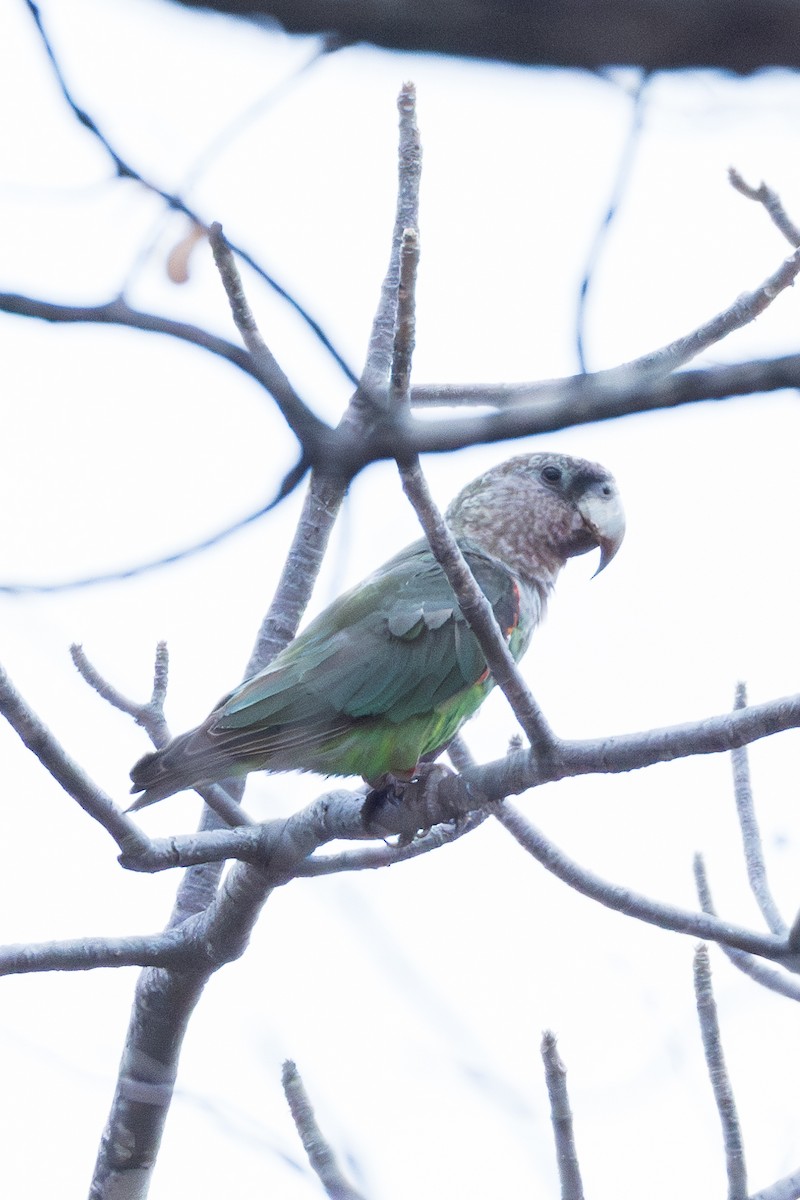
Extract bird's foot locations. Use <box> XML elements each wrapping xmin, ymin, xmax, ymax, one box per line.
<box><xmin>362</xmin><ymin>763</ymin><xmax>456</xmax><ymax>843</ymax></box>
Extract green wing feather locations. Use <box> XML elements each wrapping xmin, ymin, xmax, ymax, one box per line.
<box><xmin>130</xmin><ymin>540</ymin><xmax>542</xmax><ymax>801</ymax></box>
<box><xmin>209</xmin><ymin>540</ymin><xmax>539</xmax><ymax>773</ymax></box>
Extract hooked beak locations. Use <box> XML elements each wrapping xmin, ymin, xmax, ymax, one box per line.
<box><xmin>578</xmin><ymin>487</ymin><xmax>626</xmax><ymax>577</ymax></box>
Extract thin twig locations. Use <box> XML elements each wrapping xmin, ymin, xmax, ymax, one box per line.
<box><xmin>730</xmin><ymin>682</ymin><xmax>787</xmax><ymax>934</ymax></box>
<box><xmin>414</xmin><ymin>212</ymin><xmax>800</xmax><ymax>409</ymax></box>
<box><xmin>0</xmin><ymin>292</ymin><xmax>256</xmax><ymax>374</ymax></box>
<box><xmin>0</xmin><ymin>662</ymin><xmax>148</xmax><ymax>857</ymax></box>
<box><xmin>541</xmin><ymin>1031</ymin><xmax>585</xmax><ymax>1200</ymax></box>
<box><xmin>131</xmin><ymin>40</ymin><xmax>336</xmax><ymax>291</ymax></box>
<box><xmin>24</xmin><ymin>0</ymin><xmax>358</xmax><ymax>385</ymax></box>
<box><xmin>729</xmin><ymin>167</ymin><xmax>800</xmax><ymax>246</ymax></box>
<box><xmin>693</xmin><ymin>855</ymin><xmax>800</xmax><ymax>1001</ymax></box>
<box><xmin>87</xmin><ymin>84</ymin><xmax>423</xmax><ymax>1199</ymax></box>
<box><xmin>693</xmin><ymin>945</ymin><xmax>748</xmax><ymax>1200</ymax></box>
<box><xmin>389</xmin><ymin>227</ymin><xmax>420</xmax><ymax>409</ymax></box>
<box><xmin>398</xmin><ymin>463</ymin><xmax>556</xmax><ymax>752</ymax></box>
<box><xmin>0</xmin><ymin>477</ymin><xmax>296</xmax><ymax>595</ymax></box>
<box><xmin>71</xmin><ymin>643</ymin><xmax>252</xmax><ymax>827</ymax></box>
<box><xmin>208</xmin><ymin>222</ymin><xmax>331</xmax><ymax>458</ymax></box>
<box><xmin>6</xmin><ymin>288</ymin><xmax>800</xmax><ymax>594</ymax></box>
<box><xmin>360</xmin><ymin>81</ymin><xmax>422</xmax><ymax>404</ymax></box>
<box><xmin>71</xmin><ymin>642</ymin><xmax>170</xmax><ymax>746</ymax></box>
<box><xmin>281</xmin><ymin>1061</ymin><xmax>366</xmax><ymax>1200</ymax></box>
<box><xmin>376</xmin><ymin>84</ymin><xmax>550</xmax><ymax>765</ymax></box>
<box><xmin>575</xmin><ymin>73</ymin><xmax>648</xmax><ymax>372</ymax></box>
<box><xmin>494</xmin><ymin>801</ymin><xmax>793</xmax><ymax>963</ymax></box>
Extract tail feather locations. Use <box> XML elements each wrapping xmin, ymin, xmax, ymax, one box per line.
<box><xmin>128</xmin><ymin>724</ymin><xmax>233</xmax><ymax>811</ymax></box>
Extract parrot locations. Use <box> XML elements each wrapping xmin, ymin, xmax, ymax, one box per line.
<box><xmin>129</xmin><ymin>452</ymin><xmax>624</xmax><ymax>810</ymax></box>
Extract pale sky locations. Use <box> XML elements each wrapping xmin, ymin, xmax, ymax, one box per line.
<box><xmin>2</xmin><ymin>1</ymin><xmax>800</xmax><ymax>1196</ymax></box>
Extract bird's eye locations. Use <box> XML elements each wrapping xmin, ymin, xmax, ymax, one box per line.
<box><xmin>541</xmin><ymin>465</ymin><xmax>562</xmax><ymax>484</ymax></box>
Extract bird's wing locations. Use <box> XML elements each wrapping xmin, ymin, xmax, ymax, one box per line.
<box><xmin>214</xmin><ymin>542</ymin><xmax>533</xmax><ymax>735</ymax></box>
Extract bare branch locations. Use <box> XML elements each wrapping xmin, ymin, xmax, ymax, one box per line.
<box><xmin>494</xmin><ymin>802</ymin><xmax>794</xmax><ymax>964</ymax></box>
<box><xmin>296</xmin><ymin>809</ymin><xmax>488</xmax><ymax>876</ymax></box>
<box><xmin>693</xmin><ymin>945</ymin><xmax>748</xmax><ymax>1200</ymax></box>
<box><xmin>71</xmin><ymin>643</ymin><xmax>253</xmax><ymax>828</ymax></box>
<box><xmin>99</xmin><ymin>691</ymin><xmax>800</xmax><ymax>880</ymax></box>
<box><xmin>208</xmin><ymin>222</ymin><xmax>332</xmax><ymax>457</ymax></box>
<box><xmin>5</xmin><ymin>278</ymin><xmax>800</xmax><ymax>591</ymax></box>
<box><xmin>465</xmin><ymin>691</ymin><xmax>800</xmax><ymax>798</ymax></box>
<box><xmin>398</xmin><ymin>461</ymin><xmax>556</xmax><ymax>754</ymax></box>
<box><xmin>412</xmin><ymin>228</ymin><xmax>800</xmax><ymax>410</ymax></box>
<box><xmin>576</xmin><ymin>73</ymin><xmax>648</xmax><ymax>372</ymax></box>
<box><xmin>282</xmin><ymin>1061</ymin><xmax>366</xmax><ymax>1200</ymax></box>
<box><xmin>360</xmin><ymin>80</ymin><xmax>422</xmax><ymax>403</ymax></box>
<box><xmin>360</xmin><ymin>690</ymin><xmax>800</xmax><ymax>847</ymax></box>
<box><xmin>0</xmin><ymin>662</ymin><xmax>148</xmax><ymax>857</ymax></box>
<box><xmin>730</xmin><ymin>683</ymin><xmax>787</xmax><ymax>935</ymax></box>
<box><xmin>729</xmin><ymin>167</ymin><xmax>800</xmax><ymax>247</ymax></box>
<box><xmin>172</xmin><ymin>0</ymin><xmax>800</xmax><ymax>74</ymax></box>
<box><xmin>0</xmin><ymin>931</ymin><xmax>193</xmax><ymax>976</ymax></box>
<box><xmin>386</xmin><ymin>352</ymin><xmax>800</xmax><ymax>458</ymax></box>
<box><xmin>751</xmin><ymin>1170</ymin><xmax>800</xmax><ymax>1200</ymax></box>
<box><xmin>541</xmin><ymin>1031</ymin><xmax>585</xmax><ymax>1200</ymax></box>
<box><xmin>611</xmin><ymin>237</ymin><xmax>800</xmax><ymax>377</ymax></box>
<box><xmin>447</xmin><ymin>733</ymin><xmax>477</xmax><ymax>772</ymax></box>
<box><xmin>244</xmin><ymin>471</ymin><xmax>348</xmax><ymax>673</ymax></box>
<box><xmin>389</xmin><ymin>227</ymin><xmax>420</xmax><ymax>409</ymax></box>
<box><xmin>72</xmin><ymin>642</ymin><xmax>170</xmax><ymax>746</ymax></box>
<box><xmin>23</xmin><ymin>0</ymin><xmax>358</xmax><ymax>385</ymax></box>
<box><xmin>693</xmin><ymin>855</ymin><xmax>800</xmax><ymax>1002</ymax></box>
<box><xmin>0</xmin><ymin>472</ymin><xmax>292</xmax><ymax>595</ymax></box>
<box><xmin>0</xmin><ymin>292</ymin><xmax>257</xmax><ymax>377</ymax></box>
<box><xmin>88</xmin><ymin>81</ymin><xmax>424</xmax><ymax>1196</ymax></box>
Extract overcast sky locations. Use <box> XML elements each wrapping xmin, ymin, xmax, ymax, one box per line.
<box><xmin>3</xmin><ymin>1</ymin><xmax>800</xmax><ymax>1196</ymax></box>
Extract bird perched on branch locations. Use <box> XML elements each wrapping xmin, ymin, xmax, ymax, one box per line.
<box><xmin>129</xmin><ymin>453</ymin><xmax>624</xmax><ymax>810</ymax></box>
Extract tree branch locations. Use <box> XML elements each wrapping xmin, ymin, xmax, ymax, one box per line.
<box><xmin>72</xmin><ymin>641</ymin><xmax>170</xmax><ymax>745</ymax></box>
<box><xmin>729</xmin><ymin>683</ymin><xmax>787</xmax><ymax>936</ymax></box>
<box><xmin>208</xmin><ymin>221</ymin><xmax>333</xmax><ymax>457</ymax></box>
<box><xmin>694</xmin><ymin>856</ymin><xmax>800</xmax><ymax>1002</ymax></box>
<box><xmin>494</xmin><ymin>802</ymin><xmax>795</xmax><ymax>964</ymax></box>
<box><xmin>751</xmin><ymin>1170</ymin><xmax>800</xmax><ymax>1200</ymax></box>
<box><xmin>0</xmin><ymin>663</ymin><xmax>147</xmax><ymax>857</ymax></box>
<box><xmin>282</xmin><ymin>1060</ymin><xmax>366</xmax><ymax>1200</ymax></box>
<box><xmin>166</xmin><ymin>0</ymin><xmax>800</xmax><ymax>74</ymax></box>
<box><xmin>87</xmin><ymin>81</ymin><xmax>429</xmax><ymax>1198</ymax></box>
<box><xmin>693</xmin><ymin>945</ymin><xmax>748</xmax><ymax>1200</ymax></box>
<box><xmin>575</xmin><ymin>73</ymin><xmax>648</xmax><ymax>373</ymax></box>
<box><xmin>0</xmin><ymin>931</ymin><xmax>193</xmax><ymax>976</ymax></box>
<box><xmin>541</xmin><ymin>1031</ymin><xmax>585</xmax><ymax>1200</ymax></box>
<box><xmin>729</xmin><ymin>168</ymin><xmax>800</xmax><ymax>248</ymax></box>
<box><xmin>23</xmin><ymin>0</ymin><xmax>358</xmax><ymax>384</ymax></box>
<box><xmin>398</xmin><ymin>462</ymin><xmax>556</xmax><ymax>753</ymax></box>
<box><xmin>359</xmin><ymin>81</ymin><xmax>422</xmax><ymax>406</ymax></box>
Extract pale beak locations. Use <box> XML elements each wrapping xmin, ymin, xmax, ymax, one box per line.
<box><xmin>578</xmin><ymin>487</ymin><xmax>626</xmax><ymax>576</ymax></box>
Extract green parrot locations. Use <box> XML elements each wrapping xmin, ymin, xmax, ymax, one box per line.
<box><xmin>129</xmin><ymin>453</ymin><xmax>624</xmax><ymax>810</ymax></box>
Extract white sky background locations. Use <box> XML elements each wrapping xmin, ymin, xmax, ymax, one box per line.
<box><xmin>2</xmin><ymin>0</ymin><xmax>800</xmax><ymax>1196</ymax></box>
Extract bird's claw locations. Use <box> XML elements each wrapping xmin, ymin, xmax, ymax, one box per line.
<box><xmin>361</xmin><ymin>762</ymin><xmax>456</xmax><ymax>840</ymax></box>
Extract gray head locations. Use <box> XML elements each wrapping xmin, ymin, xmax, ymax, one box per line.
<box><xmin>446</xmin><ymin>452</ymin><xmax>625</xmax><ymax>587</ymax></box>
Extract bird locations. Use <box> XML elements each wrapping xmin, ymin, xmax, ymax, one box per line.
<box><xmin>129</xmin><ymin>452</ymin><xmax>624</xmax><ymax>810</ymax></box>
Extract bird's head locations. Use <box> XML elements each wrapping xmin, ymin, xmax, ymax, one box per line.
<box><xmin>446</xmin><ymin>452</ymin><xmax>625</xmax><ymax>586</ymax></box>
